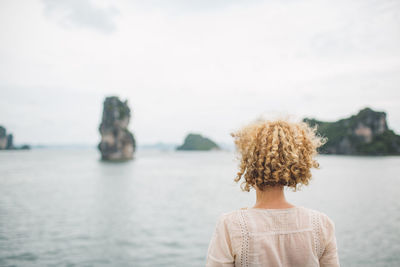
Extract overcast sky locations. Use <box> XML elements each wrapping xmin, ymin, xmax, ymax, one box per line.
<box><xmin>0</xmin><ymin>0</ymin><xmax>399</xmax><ymax>145</ymax></box>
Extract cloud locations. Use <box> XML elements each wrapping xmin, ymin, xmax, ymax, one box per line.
<box><xmin>43</xmin><ymin>0</ymin><xmax>119</xmax><ymax>34</ymax></box>
<box><xmin>129</xmin><ymin>0</ymin><xmax>263</xmax><ymax>13</ymax></box>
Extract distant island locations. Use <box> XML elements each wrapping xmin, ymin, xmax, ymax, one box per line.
<box><xmin>177</xmin><ymin>133</ymin><xmax>220</xmax><ymax>151</ymax></box>
<box><xmin>304</xmin><ymin>107</ymin><xmax>400</xmax><ymax>155</ymax></box>
<box><xmin>0</xmin><ymin>126</ymin><xmax>30</xmax><ymax>150</ymax></box>
<box><xmin>98</xmin><ymin>96</ymin><xmax>136</xmax><ymax>160</ymax></box>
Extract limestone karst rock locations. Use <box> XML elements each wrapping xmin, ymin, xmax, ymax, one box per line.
<box><xmin>0</xmin><ymin>126</ymin><xmax>14</xmax><ymax>150</ymax></box>
<box><xmin>0</xmin><ymin>126</ymin><xmax>29</xmax><ymax>150</ymax></box>
<box><xmin>98</xmin><ymin>96</ymin><xmax>136</xmax><ymax>160</ymax></box>
<box><xmin>177</xmin><ymin>133</ymin><xmax>220</xmax><ymax>151</ymax></box>
<box><xmin>304</xmin><ymin>107</ymin><xmax>400</xmax><ymax>155</ymax></box>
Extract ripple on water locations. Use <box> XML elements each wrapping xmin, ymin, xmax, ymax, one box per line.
<box><xmin>4</xmin><ymin>252</ymin><xmax>38</xmax><ymax>262</ymax></box>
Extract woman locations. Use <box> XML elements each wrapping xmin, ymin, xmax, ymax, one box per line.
<box><xmin>206</xmin><ymin>119</ymin><xmax>339</xmax><ymax>267</ymax></box>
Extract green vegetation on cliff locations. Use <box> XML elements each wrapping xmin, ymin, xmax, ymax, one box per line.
<box><xmin>177</xmin><ymin>134</ymin><xmax>220</xmax><ymax>151</ymax></box>
<box><xmin>304</xmin><ymin>108</ymin><xmax>400</xmax><ymax>155</ymax></box>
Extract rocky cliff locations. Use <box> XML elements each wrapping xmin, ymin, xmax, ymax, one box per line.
<box><xmin>0</xmin><ymin>126</ymin><xmax>30</xmax><ymax>150</ymax></box>
<box><xmin>0</xmin><ymin>126</ymin><xmax>13</xmax><ymax>150</ymax></box>
<box><xmin>98</xmin><ymin>96</ymin><xmax>136</xmax><ymax>160</ymax></box>
<box><xmin>177</xmin><ymin>133</ymin><xmax>220</xmax><ymax>151</ymax></box>
<box><xmin>304</xmin><ymin>108</ymin><xmax>400</xmax><ymax>155</ymax></box>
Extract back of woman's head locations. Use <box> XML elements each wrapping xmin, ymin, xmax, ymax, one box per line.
<box><xmin>231</xmin><ymin>119</ymin><xmax>326</xmax><ymax>192</ymax></box>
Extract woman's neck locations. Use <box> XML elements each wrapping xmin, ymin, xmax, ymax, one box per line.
<box><xmin>253</xmin><ymin>186</ymin><xmax>295</xmax><ymax>209</ymax></box>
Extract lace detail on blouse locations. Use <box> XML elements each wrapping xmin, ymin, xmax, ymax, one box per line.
<box><xmin>238</xmin><ymin>210</ymin><xmax>249</xmax><ymax>267</ymax></box>
<box><xmin>311</xmin><ymin>210</ymin><xmax>324</xmax><ymax>259</ymax></box>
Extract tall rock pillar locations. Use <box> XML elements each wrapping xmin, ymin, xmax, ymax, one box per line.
<box><xmin>98</xmin><ymin>96</ymin><xmax>136</xmax><ymax>160</ymax></box>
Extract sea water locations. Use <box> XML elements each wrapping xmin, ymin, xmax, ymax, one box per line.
<box><xmin>0</xmin><ymin>149</ymin><xmax>399</xmax><ymax>266</ymax></box>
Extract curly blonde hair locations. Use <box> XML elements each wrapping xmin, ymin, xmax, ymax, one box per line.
<box><xmin>232</xmin><ymin>119</ymin><xmax>326</xmax><ymax>192</ymax></box>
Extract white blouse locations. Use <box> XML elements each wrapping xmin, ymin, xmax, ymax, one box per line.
<box><xmin>206</xmin><ymin>206</ymin><xmax>339</xmax><ymax>267</ymax></box>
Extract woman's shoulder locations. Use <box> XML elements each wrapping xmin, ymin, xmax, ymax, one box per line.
<box><xmin>214</xmin><ymin>208</ymin><xmax>250</xmax><ymax>230</ymax></box>
<box><xmin>302</xmin><ymin>207</ymin><xmax>335</xmax><ymax>224</ymax></box>
<box><xmin>217</xmin><ymin>209</ymin><xmax>243</xmax><ymax>221</ymax></box>
<box><xmin>299</xmin><ymin>207</ymin><xmax>336</xmax><ymax>235</ymax></box>
<box><xmin>215</xmin><ymin>208</ymin><xmax>273</xmax><ymax>238</ymax></box>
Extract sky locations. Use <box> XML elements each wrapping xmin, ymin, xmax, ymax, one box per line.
<box><xmin>0</xmin><ymin>0</ymin><xmax>399</xmax><ymax>146</ymax></box>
